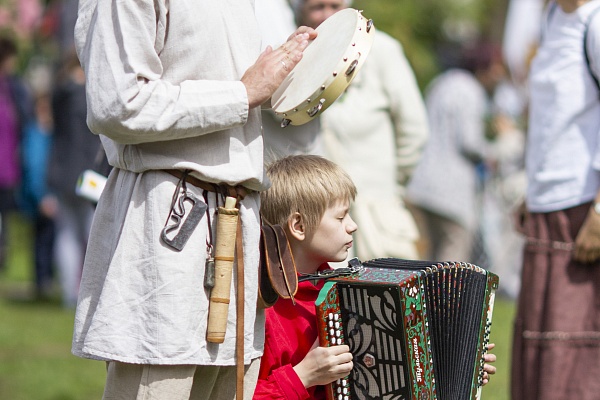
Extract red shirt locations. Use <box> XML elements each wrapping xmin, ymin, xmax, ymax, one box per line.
<box><xmin>253</xmin><ymin>265</ymin><xmax>331</xmax><ymax>400</ymax></box>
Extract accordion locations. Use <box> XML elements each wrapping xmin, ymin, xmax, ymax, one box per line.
<box><xmin>315</xmin><ymin>258</ymin><xmax>499</xmax><ymax>400</ymax></box>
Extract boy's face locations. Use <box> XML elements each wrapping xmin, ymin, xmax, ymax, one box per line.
<box><xmin>303</xmin><ymin>199</ymin><xmax>357</xmax><ymax>265</ymax></box>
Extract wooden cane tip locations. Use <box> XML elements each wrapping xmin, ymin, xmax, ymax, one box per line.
<box><xmin>206</xmin><ymin>334</ymin><xmax>225</xmax><ymax>344</ymax></box>
<box><xmin>225</xmin><ymin>196</ymin><xmax>236</xmax><ymax>209</ymax></box>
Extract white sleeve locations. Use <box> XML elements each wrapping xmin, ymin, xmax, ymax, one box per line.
<box><xmin>74</xmin><ymin>0</ymin><xmax>249</xmax><ymax>145</ymax></box>
<box><xmin>381</xmin><ymin>38</ymin><xmax>429</xmax><ymax>185</ymax></box>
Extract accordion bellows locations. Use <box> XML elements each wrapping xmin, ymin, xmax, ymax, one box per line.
<box><xmin>315</xmin><ymin>258</ymin><xmax>499</xmax><ymax>400</ymax></box>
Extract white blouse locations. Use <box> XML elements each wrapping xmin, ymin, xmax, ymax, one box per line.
<box><xmin>526</xmin><ymin>2</ymin><xmax>600</xmax><ymax>212</ymax></box>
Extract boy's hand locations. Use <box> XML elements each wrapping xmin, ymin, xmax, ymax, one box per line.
<box><xmin>482</xmin><ymin>343</ymin><xmax>497</xmax><ymax>386</ymax></box>
<box><xmin>293</xmin><ymin>339</ymin><xmax>353</xmax><ymax>388</ymax></box>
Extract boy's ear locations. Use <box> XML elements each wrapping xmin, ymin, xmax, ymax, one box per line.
<box><xmin>287</xmin><ymin>212</ymin><xmax>306</xmax><ymax>241</ymax></box>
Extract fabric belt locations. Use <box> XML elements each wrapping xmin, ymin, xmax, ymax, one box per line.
<box><xmin>164</xmin><ymin>169</ymin><xmax>251</xmax><ymax>200</ymax></box>
<box><xmin>164</xmin><ymin>169</ymin><xmax>248</xmax><ymax>398</ymax></box>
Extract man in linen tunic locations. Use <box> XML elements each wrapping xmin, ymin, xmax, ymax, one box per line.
<box><xmin>71</xmin><ymin>1</ymin><xmax>315</xmax><ymax>395</ymax></box>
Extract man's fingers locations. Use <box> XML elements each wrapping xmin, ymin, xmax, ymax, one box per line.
<box><xmin>279</xmin><ymin>33</ymin><xmax>310</xmax><ymax>59</ymax></box>
<box><xmin>287</xmin><ymin>26</ymin><xmax>317</xmax><ymax>42</ymax></box>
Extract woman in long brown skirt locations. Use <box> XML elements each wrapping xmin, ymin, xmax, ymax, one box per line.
<box><xmin>511</xmin><ymin>0</ymin><xmax>600</xmax><ymax>398</ymax></box>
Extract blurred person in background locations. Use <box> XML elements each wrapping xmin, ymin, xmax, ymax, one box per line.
<box><xmin>0</xmin><ymin>0</ymin><xmax>43</xmax><ymax>41</ymax></box>
<box><xmin>0</xmin><ymin>35</ymin><xmax>34</xmax><ymax>273</ymax></box>
<box><xmin>19</xmin><ymin>88</ymin><xmax>56</xmax><ymax>300</ymax></box>
<box><xmin>45</xmin><ymin>50</ymin><xmax>101</xmax><ymax>308</ymax></box>
<box><xmin>289</xmin><ymin>0</ymin><xmax>429</xmax><ymax>262</ymax></box>
<box><xmin>478</xmin><ymin>80</ymin><xmax>527</xmax><ymax>299</ymax></box>
<box><xmin>406</xmin><ymin>41</ymin><xmax>505</xmax><ymax>263</ymax></box>
<box><xmin>502</xmin><ymin>0</ymin><xmax>545</xmax><ymax>90</ymax></box>
<box><xmin>511</xmin><ymin>0</ymin><xmax>600</xmax><ymax>398</ymax></box>
<box><xmin>55</xmin><ymin>0</ymin><xmax>78</xmax><ymax>57</ymax></box>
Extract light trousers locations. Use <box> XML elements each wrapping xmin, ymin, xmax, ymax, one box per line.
<box><xmin>102</xmin><ymin>358</ymin><xmax>261</xmax><ymax>400</ymax></box>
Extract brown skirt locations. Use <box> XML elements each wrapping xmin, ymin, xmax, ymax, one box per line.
<box><xmin>511</xmin><ymin>202</ymin><xmax>600</xmax><ymax>400</ymax></box>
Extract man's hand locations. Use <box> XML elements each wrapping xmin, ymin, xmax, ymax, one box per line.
<box><xmin>574</xmin><ymin>205</ymin><xmax>600</xmax><ymax>263</ymax></box>
<box><xmin>241</xmin><ymin>27</ymin><xmax>317</xmax><ymax>109</ymax></box>
<box><xmin>293</xmin><ymin>340</ymin><xmax>353</xmax><ymax>388</ymax></box>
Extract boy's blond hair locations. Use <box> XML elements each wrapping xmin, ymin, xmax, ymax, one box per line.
<box><xmin>261</xmin><ymin>155</ymin><xmax>357</xmax><ymax>233</ymax></box>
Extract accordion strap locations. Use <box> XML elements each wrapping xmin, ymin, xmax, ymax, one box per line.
<box><xmin>297</xmin><ymin>258</ymin><xmax>363</xmax><ymax>282</ymax></box>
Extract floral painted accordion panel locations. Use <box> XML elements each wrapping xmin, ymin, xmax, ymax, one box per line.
<box><xmin>315</xmin><ymin>258</ymin><xmax>499</xmax><ymax>400</ymax></box>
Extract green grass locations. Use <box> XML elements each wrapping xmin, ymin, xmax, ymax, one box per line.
<box><xmin>0</xmin><ymin>213</ymin><xmax>516</xmax><ymax>399</ymax></box>
<box><xmin>484</xmin><ymin>295</ymin><xmax>516</xmax><ymax>400</ymax></box>
<box><xmin>0</xmin><ymin>298</ymin><xmax>106</xmax><ymax>400</ymax></box>
<box><xmin>0</xmin><ymin>213</ymin><xmax>106</xmax><ymax>400</ymax></box>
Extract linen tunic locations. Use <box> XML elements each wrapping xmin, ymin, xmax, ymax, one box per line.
<box><xmin>72</xmin><ymin>0</ymin><xmax>267</xmax><ymax>365</ymax></box>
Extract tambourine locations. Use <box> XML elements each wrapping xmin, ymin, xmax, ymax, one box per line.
<box><xmin>271</xmin><ymin>8</ymin><xmax>375</xmax><ymax>128</ymax></box>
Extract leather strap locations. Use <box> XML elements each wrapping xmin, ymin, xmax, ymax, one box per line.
<box><xmin>235</xmin><ymin>212</ymin><xmax>245</xmax><ymax>400</ymax></box>
<box><xmin>260</xmin><ymin>224</ymin><xmax>298</xmax><ymax>305</ymax></box>
<box><xmin>164</xmin><ymin>169</ymin><xmax>251</xmax><ymax>200</ymax></box>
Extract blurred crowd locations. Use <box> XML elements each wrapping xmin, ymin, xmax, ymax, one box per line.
<box><xmin>0</xmin><ymin>0</ymin><xmax>104</xmax><ymax>308</ymax></box>
<box><xmin>0</xmin><ymin>0</ymin><xmax>534</xmax><ymax>308</ymax></box>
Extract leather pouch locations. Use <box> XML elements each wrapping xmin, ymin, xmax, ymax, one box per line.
<box><xmin>258</xmin><ymin>224</ymin><xmax>298</xmax><ymax>309</ymax></box>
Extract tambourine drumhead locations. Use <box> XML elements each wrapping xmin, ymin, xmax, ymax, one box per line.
<box><xmin>272</xmin><ymin>8</ymin><xmax>374</xmax><ymax>127</ymax></box>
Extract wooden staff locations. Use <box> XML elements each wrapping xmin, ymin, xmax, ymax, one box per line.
<box><xmin>206</xmin><ymin>196</ymin><xmax>238</xmax><ymax>343</ymax></box>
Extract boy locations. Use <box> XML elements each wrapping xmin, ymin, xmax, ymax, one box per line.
<box><xmin>254</xmin><ymin>155</ymin><xmax>496</xmax><ymax>399</ymax></box>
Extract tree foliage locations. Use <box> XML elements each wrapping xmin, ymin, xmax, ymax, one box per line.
<box><xmin>353</xmin><ymin>0</ymin><xmax>508</xmax><ymax>89</ymax></box>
